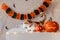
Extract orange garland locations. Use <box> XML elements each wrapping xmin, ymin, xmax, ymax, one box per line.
<box><xmin>1</xmin><ymin>0</ymin><xmax>52</xmax><ymax>20</ymax></box>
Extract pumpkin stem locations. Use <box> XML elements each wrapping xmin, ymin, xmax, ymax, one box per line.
<box><xmin>49</xmin><ymin>17</ymin><xmax>52</xmax><ymax>21</ymax></box>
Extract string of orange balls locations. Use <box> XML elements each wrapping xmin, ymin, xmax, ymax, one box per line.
<box><xmin>1</xmin><ymin>0</ymin><xmax>52</xmax><ymax>20</ymax></box>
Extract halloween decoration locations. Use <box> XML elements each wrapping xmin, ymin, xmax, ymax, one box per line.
<box><xmin>43</xmin><ymin>18</ymin><xmax>59</xmax><ymax>32</ymax></box>
<box><xmin>1</xmin><ymin>0</ymin><xmax>52</xmax><ymax>20</ymax></box>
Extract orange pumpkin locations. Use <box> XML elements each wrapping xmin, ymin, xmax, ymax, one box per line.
<box><xmin>44</xmin><ymin>21</ymin><xmax>59</xmax><ymax>32</ymax></box>
<box><xmin>35</xmin><ymin>25</ymin><xmax>43</xmax><ymax>32</ymax></box>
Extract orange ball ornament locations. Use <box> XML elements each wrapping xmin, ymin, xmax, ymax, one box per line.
<box><xmin>44</xmin><ymin>21</ymin><xmax>59</xmax><ymax>32</ymax></box>
<box><xmin>35</xmin><ymin>25</ymin><xmax>43</xmax><ymax>32</ymax></box>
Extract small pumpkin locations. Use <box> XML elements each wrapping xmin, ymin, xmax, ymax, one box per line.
<box><xmin>35</xmin><ymin>24</ymin><xmax>43</xmax><ymax>32</ymax></box>
<box><xmin>44</xmin><ymin>21</ymin><xmax>59</xmax><ymax>32</ymax></box>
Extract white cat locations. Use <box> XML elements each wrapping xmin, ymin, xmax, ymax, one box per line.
<box><xmin>23</xmin><ymin>20</ymin><xmax>36</xmax><ymax>32</ymax></box>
